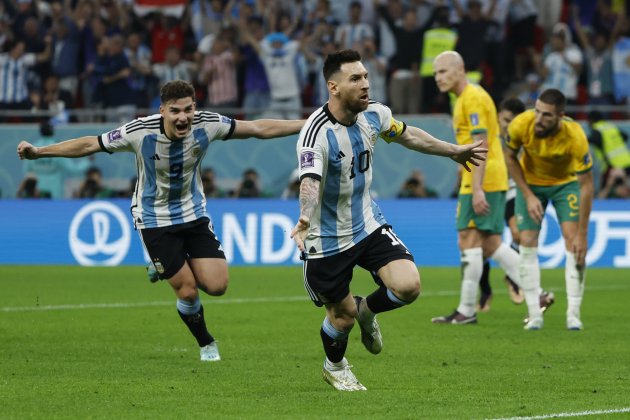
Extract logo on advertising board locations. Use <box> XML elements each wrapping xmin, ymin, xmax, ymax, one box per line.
<box><xmin>68</xmin><ymin>201</ymin><xmax>131</xmax><ymax>266</ymax></box>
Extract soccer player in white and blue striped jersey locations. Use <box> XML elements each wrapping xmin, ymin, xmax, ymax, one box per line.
<box><xmin>290</xmin><ymin>50</ymin><xmax>487</xmax><ymax>391</ymax></box>
<box><xmin>17</xmin><ymin>80</ymin><xmax>304</xmax><ymax>362</ymax></box>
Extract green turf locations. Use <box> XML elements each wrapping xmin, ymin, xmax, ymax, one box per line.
<box><xmin>1</xmin><ymin>266</ymin><xmax>629</xmax><ymax>419</ymax></box>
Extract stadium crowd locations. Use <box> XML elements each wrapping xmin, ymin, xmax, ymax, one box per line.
<box><xmin>5</xmin><ymin>0</ymin><xmax>630</xmax><ymax>197</ymax></box>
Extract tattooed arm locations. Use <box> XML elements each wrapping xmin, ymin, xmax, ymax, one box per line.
<box><xmin>290</xmin><ymin>177</ymin><xmax>320</xmax><ymax>252</ymax></box>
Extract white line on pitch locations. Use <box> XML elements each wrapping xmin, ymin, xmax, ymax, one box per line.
<box><xmin>2</xmin><ymin>284</ymin><xmax>628</xmax><ymax>313</ymax></box>
<box><xmin>490</xmin><ymin>406</ymin><xmax>630</xmax><ymax>420</ymax></box>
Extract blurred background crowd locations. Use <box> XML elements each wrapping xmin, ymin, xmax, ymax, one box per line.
<box><xmin>3</xmin><ymin>0</ymin><xmax>630</xmax><ymax>199</ymax></box>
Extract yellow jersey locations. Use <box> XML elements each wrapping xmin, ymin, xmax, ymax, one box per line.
<box><xmin>453</xmin><ymin>83</ymin><xmax>508</xmax><ymax>194</ymax></box>
<box><xmin>507</xmin><ymin>110</ymin><xmax>593</xmax><ymax>186</ymax></box>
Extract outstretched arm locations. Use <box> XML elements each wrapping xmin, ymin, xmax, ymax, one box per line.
<box><xmin>392</xmin><ymin>125</ymin><xmax>487</xmax><ymax>172</ymax></box>
<box><xmin>17</xmin><ymin>136</ymin><xmax>102</xmax><ymax>160</ymax></box>
<box><xmin>231</xmin><ymin>119</ymin><xmax>305</xmax><ymax>139</ymax></box>
<box><xmin>290</xmin><ymin>176</ymin><xmax>320</xmax><ymax>252</ymax></box>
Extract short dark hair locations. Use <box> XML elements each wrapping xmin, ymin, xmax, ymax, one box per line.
<box><xmin>538</xmin><ymin>89</ymin><xmax>566</xmax><ymax>113</ymax></box>
<box><xmin>499</xmin><ymin>97</ymin><xmax>526</xmax><ymax>115</ymax></box>
<box><xmin>160</xmin><ymin>80</ymin><xmax>195</xmax><ymax>104</ymax></box>
<box><xmin>323</xmin><ymin>49</ymin><xmax>362</xmax><ymax>81</ymax></box>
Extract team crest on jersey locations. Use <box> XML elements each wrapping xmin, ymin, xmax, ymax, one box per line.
<box><xmin>300</xmin><ymin>151</ymin><xmax>315</xmax><ymax>168</ymax></box>
<box><xmin>153</xmin><ymin>260</ymin><xmax>165</xmax><ymax>274</ymax></box>
<box><xmin>470</xmin><ymin>113</ymin><xmax>479</xmax><ymax>126</ymax></box>
<box><xmin>220</xmin><ymin>116</ymin><xmax>232</xmax><ymax>125</ymax></box>
<box><xmin>107</xmin><ymin>129</ymin><xmax>122</xmax><ymax>142</ymax></box>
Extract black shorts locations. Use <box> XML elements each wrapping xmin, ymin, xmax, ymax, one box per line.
<box><xmin>505</xmin><ymin>197</ymin><xmax>515</xmax><ymax>225</ymax></box>
<box><xmin>139</xmin><ymin>217</ymin><xmax>225</xmax><ymax>280</ymax></box>
<box><xmin>303</xmin><ymin>225</ymin><xmax>415</xmax><ymax>307</ymax></box>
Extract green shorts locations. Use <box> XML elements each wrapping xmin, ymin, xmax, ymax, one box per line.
<box><xmin>456</xmin><ymin>191</ymin><xmax>506</xmax><ymax>234</ymax></box>
<box><xmin>515</xmin><ymin>181</ymin><xmax>580</xmax><ymax>231</ymax></box>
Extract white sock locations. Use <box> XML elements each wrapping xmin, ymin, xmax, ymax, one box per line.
<box><xmin>457</xmin><ymin>247</ymin><xmax>483</xmax><ymax>317</ymax></box>
<box><xmin>565</xmin><ymin>251</ymin><xmax>586</xmax><ymax>319</ymax></box>
<box><xmin>325</xmin><ymin>357</ymin><xmax>348</xmax><ymax>369</ymax></box>
<box><xmin>520</xmin><ymin>246</ymin><xmax>542</xmax><ymax>320</ymax></box>
<box><xmin>491</xmin><ymin>243</ymin><xmax>522</xmax><ymax>287</ymax></box>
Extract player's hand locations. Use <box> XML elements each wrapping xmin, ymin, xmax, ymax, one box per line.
<box><xmin>472</xmin><ymin>190</ymin><xmax>490</xmax><ymax>216</ymax></box>
<box><xmin>290</xmin><ymin>216</ymin><xmax>310</xmax><ymax>252</ymax></box>
<box><xmin>525</xmin><ymin>194</ymin><xmax>544</xmax><ymax>224</ymax></box>
<box><xmin>572</xmin><ymin>234</ymin><xmax>588</xmax><ymax>268</ymax></box>
<box><xmin>452</xmin><ymin>141</ymin><xmax>487</xmax><ymax>172</ymax></box>
<box><xmin>17</xmin><ymin>141</ymin><xmax>39</xmax><ymax>160</ymax></box>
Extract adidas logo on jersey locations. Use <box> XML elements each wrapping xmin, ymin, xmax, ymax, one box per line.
<box><xmin>336</xmin><ymin>151</ymin><xmax>345</xmax><ymax>160</ymax></box>
<box><xmin>149</xmin><ymin>154</ymin><xmax>161</xmax><ymax>160</ymax></box>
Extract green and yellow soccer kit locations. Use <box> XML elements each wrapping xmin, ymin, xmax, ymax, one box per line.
<box><xmin>506</xmin><ymin>110</ymin><xmax>593</xmax><ymax>230</ymax></box>
<box><xmin>453</xmin><ymin>83</ymin><xmax>508</xmax><ymax>233</ymax></box>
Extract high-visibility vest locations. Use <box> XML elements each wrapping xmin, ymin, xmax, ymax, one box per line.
<box><xmin>420</xmin><ymin>28</ymin><xmax>457</xmax><ymax>77</ymax></box>
<box><xmin>592</xmin><ymin>120</ymin><xmax>630</xmax><ymax>169</ymax></box>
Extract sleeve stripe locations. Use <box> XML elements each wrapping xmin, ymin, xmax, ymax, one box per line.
<box><xmin>576</xmin><ymin>166</ymin><xmax>593</xmax><ymax>175</ymax></box>
<box><xmin>223</xmin><ymin>119</ymin><xmax>236</xmax><ymax>140</ymax></box>
<box><xmin>303</xmin><ymin>111</ymin><xmax>329</xmax><ymax>148</ymax></box>
<box><xmin>127</xmin><ymin>123</ymin><xmax>161</xmax><ymax>134</ymax></box>
<box><xmin>300</xmin><ymin>173</ymin><xmax>321</xmax><ymax>182</ymax></box>
<box><xmin>97</xmin><ymin>135</ymin><xmax>113</xmax><ymax>154</ymax></box>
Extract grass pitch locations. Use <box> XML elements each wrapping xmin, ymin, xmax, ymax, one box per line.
<box><xmin>1</xmin><ymin>265</ymin><xmax>629</xmax><ymax>419</ymax></box>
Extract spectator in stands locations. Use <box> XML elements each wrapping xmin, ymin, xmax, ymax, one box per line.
<box><xmin>189</xmin><ymin>0</ymin><xmax>225</xmax><ymax>44</ymax></box>
<box><xmin>75</xmin><ymin>166</ymin><xmax>113</xmax><ymax>198</ymax></box>
<box><xmin>201</xmin><ymin>167</ymin><xmax>224</xmax><ymax>198</ymax></box>
<box><xmin>30</xmin><ymin>75</ymin><xmax>74</xmax><ymax>124</ymax></box>
<box><xmin>22</xmin><ymin>122</ymin><xmax>91</xmax><ymax>198</ymax></box>
<box><xmin>419</xmin><ymin>5</ymin><xmax>456</xmax><ymax>113</ymax></box>
<box><xmin>397</xmin><ymin>169</ymin><xmax>438</xmax><ymax>198</ymax></box>
<box><xmin>517</xmin><ymin>72</ymin><xmax>541</xmax><ymax>108</ymax></box>
<box><xmin>199</xmin><ymin>30</ymin><xmax>238</xmax><ymax>111</ymax></box>
<box><xmin>535</xmin><ymin>24</ymin><xmax>583</xmax><ymax>105</ymax></box>
<box><xmin>149</xmin><ymin>14</ymin><xmax>185</xmax><ymax>64</ymax></box>
<box><xmin>234</xmin><ymin>168</ymin><xmax>261</xmax><ymax>198</ymax></box>
<box><xmin>125</xmin><ymin>31</ymin><xmax>153</xmax><ymax>109</ymax></box>
<box><xmin>572</xmin><ymin>4</ymin><xmax>619</xmax><ymax>110</ymax></box>
<box><xmin>358</xmin><ymin>38</ymin><xmax>387</xmax><ymax>104</ymax></box>
<box><xmin>0</xmin><ymin>37</ymin><xmax>52</xmax><ymax>115</ymax></box>
<box><xmin>92</xmin><ymin>35</ymin><xmax>135</xmax><ymax>122</ymax></box>
<box><xmin>335</xmin><ymin>1</ymin><xmax>374</xmax><ymax>50</ymax></box>
<box><xmin>587</xmin><ymin>110</ymin><xmax>630</xmax><ymax>188</ymax></box>
<box><xmin>375</xmin><ymin>1</ymin><xmax>424</xmax><ymax>114</ymax></box>
<box><xmin>237</xmin><ymin>15</ymin><xmax>270</xmax><ymax>119</ymax></box>
<box><xmin>51</xmin><ymin>17</ymin><xmax>80</xmax><ymax>99</ymax></box>
<box><xmin>453</xmin><ymin>0</ymin><xmax>494</xmax><ymax>76</ymax></box>
<box><xmin>508</xmin><ymin>0</ymin><xmax>538</xmax><ymax>81</ymax></box>
<box><xmin>240</xmin><ymin>28</ymin><xmax>303</xmax><ymax>120</ymax></box>
<box><xmin>21</xmin><ymin>16</ymin><xmax>49</xmax><ymax>88</ymax></box>
<box><xmin>153</xmin><ymin>46</ymin><xmax>196</xmax><ymax>107</ymax></box>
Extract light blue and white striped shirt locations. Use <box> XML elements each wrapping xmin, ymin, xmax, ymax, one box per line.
<box><xmin>99</xmin><ymin>111</ymin><xmax>235</xmax><ymax>229</ymax></box>
<box><xmin>0</xmin><ymin>53</ymin><xmax>36</xmax><ymax>103</ymax></box>
<box><xmin>297</xmin><ymin>101</ymin><xmax>406</xmax><ymax>258</ymax></box>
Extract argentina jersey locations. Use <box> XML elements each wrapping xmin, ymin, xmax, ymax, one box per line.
<box><xmin>297</xmin><ymin>101</ymin><xmax>406</xmax><ymax>258</ymax></box>
<box><xmin>99</xmin><ymin>111</ymin><xmax>235</xmax><ymax>229</ymax></box>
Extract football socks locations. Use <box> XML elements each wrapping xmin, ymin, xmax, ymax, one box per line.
<box><xmin>321</xmin><ymin>317</ymin><xmax>348</xmax><ymax>363</ymax></box>
<box><xmin>520</xmin><ymin>246</ymin><xmax>543</xmax><ymax>320</ymax></box>
<box><xmin>177</xmin><ymin>297</ymin><xmax>214</xmax><ymax>347</ymax></box>
<box><xmin>365</xmin><ymin>286</ymin><xmax>408</xmax><ymax>314</ymax></box>
<box><xmin>565</xmin><ymin>251</ymin><xmax>586</xmax><ymax>318</ymax></box>
<box><xmin>457</xmin><ymin>247</ymin><xmax>483</xmax><ymax>317</ymax></box>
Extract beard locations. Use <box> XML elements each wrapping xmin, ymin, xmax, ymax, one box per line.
<box><xmin>345</xmin><ymin>97</ymin><xmax>369</xmax><ymax>114</ymax></box>
<box><xmin>534</xmin><ymin>123</ymin><xmax>555</xmax><ymax>138</ymax></box>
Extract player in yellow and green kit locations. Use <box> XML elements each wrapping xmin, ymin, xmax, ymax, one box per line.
<box><xmin>505</xmin><ymin>88</ymin><xmax>594</xmax><ymax>331</ymax></box>
<box><xmin>431</xmin><ymin>51</ymin><xmax>523</xmax><ymax>325</ymax></box>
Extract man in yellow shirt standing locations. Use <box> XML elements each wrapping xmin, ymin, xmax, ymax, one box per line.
<box><xmin>431</xmin><ymin>51</ymin><xmax>522</xmax><ymax>325</ymax></box>
<box><xmin>505</xmin><ymin>89</ymin><xmax>594</xmax><ymax>331</ymax></box>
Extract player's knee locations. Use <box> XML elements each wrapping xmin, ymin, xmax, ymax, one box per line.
<box><xmin>177</xmin><ymin>286</ymin><xmax>199</xmax><ymax>302</ymax></box>
<box><xmin>198</xmin><ymin>272</ymin><xmax>229</xmax><ymax>296</ymax></box>
<box><xmin>394</xmin><ymin>273</ymin><xmax>421</xmax><ymax>303</ymax></box>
